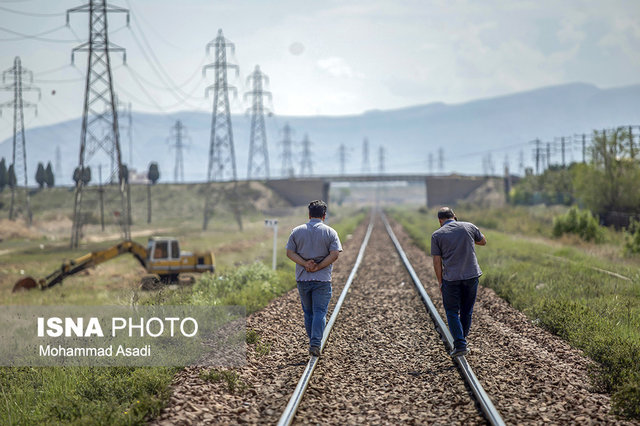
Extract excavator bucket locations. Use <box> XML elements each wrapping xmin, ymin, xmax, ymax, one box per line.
<box><xmin>12</xmin><ymin>277</ymin><xmax>38</xmax><ymax>292</ymax></box>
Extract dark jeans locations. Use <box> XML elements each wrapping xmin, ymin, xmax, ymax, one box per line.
<box><xmin>441</xmin><ymin>277</ymin><xmax>479</xmax><ymax>350</ymax></box>
<box><xmin>297</xmin><ymin>281</ymin><xmax>332</xmax><ymax>348</ymax></box>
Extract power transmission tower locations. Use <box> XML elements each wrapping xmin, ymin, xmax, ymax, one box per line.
<box><xmin>437</xmin><ymin>147</ymin><xmax>444</xmax><ymax>172</ymax></box>
<box><xmin>245</xmin><ymin>65</ymin><xmax>271</xmax><ymax>180</ymax></box>
<box><xmin>67</xmin><ymin>0</ymin><xmax>131</xmax><ymax>248</ymax></box>
<box><xmin>378</xmin><ymin>146</ymin><xmax>385</xmax><ymax>174</ymax></box>
<box><xmin>117</xmin><ymin>99</ymin><xmax>133</xmax><ymax>168</ymax></box>
<box><xmin>202</xmin><ymin>29</ymin><xmax>242</xmax><ymax>231</ymax></box>
<box><xmin>300</xmin><ymin>133</ymin><xmax>313</xmax><ymax>176</ymax></box>
<box><xmin>280</xmin><ymin>123</ymin><xmax>294</xmax><ymax>177</ymax></box>
<box><xmin>361</xmin><ymin>138</ymin><xmax>370</xmax><ymax>174</ymax></box>
<box><xmin>168</xmin><ymin>120</ymin><xmax>189</xmax><ymax>183</ymax></box>
<box><xmin>0</xmin><ymin>57</ymin><xmax>39</xmax><ymax>225</ymax></box>
<box><xmin>338</xmin><ymin>143</ymin><xmax>347</xmax><ymax>175</ymax></box>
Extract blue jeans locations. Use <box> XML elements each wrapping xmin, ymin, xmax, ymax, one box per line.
<box><xmin>441</xmin><ymin>277</ymin><xmax>479</xmax><ymax>350</ymax></box>
<box><xmin>297</xmin><ymin>281</ymin><xmax>332</xmax><ymax>348</ymax></box>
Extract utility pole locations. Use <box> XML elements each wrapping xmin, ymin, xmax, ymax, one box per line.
<box><xmin>67</xmin><ymin>0</ymin><xmax>130</xmax><ymax>248</ymax></box>
<box><xmin>300</xmin><ymin>134</ymin><xmax>313</xmax><ymax>177</ymax></box>
<box><xmin>245</xmin><ymin>65</ymin><xmax>271</xmax><ymax>180</ymax></box>
<box><xmin>427</xmin><ymin>152</ymin><xmax>433</xmax><ymax>174</ymax></box>
<box><xmin>437</xmin><ymin>147</ymin><xmax>444</xmax><ymax>173</ymax></box>
<box><xmin>338</xmin><ymin>143</ymin><xmax>347</xmax><ymax>175</ymax></box>
<box><xmin>533</xmin><ymin>139</ymin><xmax>541</xmax><ymax>175</ymax></box>
<box><xmin>378</xmin><ymin>146</ymin><xmax>385</xmax><ymax>174</ymax></box>
<box><xmin>168</xmin><ymin>120</ymin><xmax>189</xmax><ymax>183</ymax></box>
<box><xmin>518</xmin><ymin>150</ymin><xmax>524</xmax><ymax>175</ymax></box>
<box><xmin>280</xmin><ymin>123</ymin><xmax>294</xmax><ymax>177</ymax></box>
<box><xmin>546</xmin><ymin>142</ymin><xmax>551</xmax><ymax>170</ymax></box>
<box><xmin>361</xmin><ymin>138</ymin><xmax>370</xmax><ymax>174</ymax></box>
<box><xmin>560</xmin><ymin>136</ymin><xmax>566</xmax><ymax>167</ymax></box>
<box><xmin>0</xmin><ymin>57</ymin><xmax>39</xmax><ymax>225</ymax></box>
<box><xmin>202</xmin><ymin>29</ymin><xmax>242</xmax><ymax>231</ymax></box>
<box><xmin>55</xmin><ymin>145</ymin><xmax>62</xmax><ymax>181</ymax></box>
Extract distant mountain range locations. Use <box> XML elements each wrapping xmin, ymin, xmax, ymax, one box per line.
<box><xmin>1</xmin><ymin>82</ymin><xmax>639</xmax><ymax>184</ymax></box>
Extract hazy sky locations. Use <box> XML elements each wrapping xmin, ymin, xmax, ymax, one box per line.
<box><xmin>0</xmin><ymin>0</ymin><xmax>639</xmax><ymax>141</ymax></box>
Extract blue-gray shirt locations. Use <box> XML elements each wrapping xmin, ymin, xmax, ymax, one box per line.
<box><xmin>431</xmin><ymin>220</ymin><xmax>484</xmax><ymax>281</ymax></box>
<box><xmin>286</xmin><ymin>219</ymin><xmax>343</xmax><ymax>282</ymax></box>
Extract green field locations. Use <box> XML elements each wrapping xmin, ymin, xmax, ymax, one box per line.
<box><xmin>0</xmin><ymin>183</ymin><xmax>366</xmax><ymax>425</ymax></box>
<box><xmin>390</xmin><ymin>205</ymin><xmax>640</xmax><ymax>419</ymax></box>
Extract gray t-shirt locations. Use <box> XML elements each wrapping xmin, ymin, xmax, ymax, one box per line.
<box><xmin>286</xmin><ymin>218</ymin><xmax>343</xmax><ymax>282</ymax></box>
<box><xmin>431</xmin><ymin>220</ymin><xmax>484</xmax><ymax>281</ymax></box>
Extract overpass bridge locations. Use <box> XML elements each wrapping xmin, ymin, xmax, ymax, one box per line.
<box><xmin>264</xmin><ymin>174</ymin><xmax>510</xmax><ymax>207</ymax></box>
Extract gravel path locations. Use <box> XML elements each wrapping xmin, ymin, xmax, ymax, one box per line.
<box><xmin>151</xmin><ymin>215</ymin><xmax>635</xmax><ymax>425</ymax></box>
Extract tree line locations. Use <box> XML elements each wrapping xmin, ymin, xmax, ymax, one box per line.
<box><xmin>0</xmin><ymin>158</ymin><xmax>55</xmax><ymax>191</ymax></box>
<box><xmin>511</xmin><ymin>128</ymin><xmax>639</xmax><ymax>227</ymax></box>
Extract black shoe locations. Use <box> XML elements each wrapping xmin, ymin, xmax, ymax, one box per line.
<box><xmin>309</xmin><ymin>346</ymin><xmax>321</xmax><ymax>357</ymax></box>
<box><xmin>450</xmin><ymin>347</ymin><xmax>469</xmax><ymax>357</ymax></box>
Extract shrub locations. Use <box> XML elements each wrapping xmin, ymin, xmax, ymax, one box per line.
<box><xmin>624</xmin><ymin>218</ymin><xmax>640</xmax><ymax>255</ymax></box>
<box><xmin>552</xmin><ymin>207</ymin><xmax>604</xmax><ymax>242</ymax></box>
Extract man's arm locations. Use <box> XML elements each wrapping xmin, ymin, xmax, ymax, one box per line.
<box><xmin>433</xmin><ymin>255</ymin><xmax>443</xmax><ymax>289</ymax></box>
<box><xmin>312</xmin><ymin>250</ymin><xmax>340</xmax><ymax>271</ymax></box>
<box><xmin>475</xmin><ymin>236</ymin><xmax>487</xmax><ymax>246</ymax></box>
<box><xmin>286</xmin><ymin>249</ymin><xmax>315</xmax><ymax>271</ymax></box>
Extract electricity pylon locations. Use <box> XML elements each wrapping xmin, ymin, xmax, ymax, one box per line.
<box><xmin>300</xmin><ymin>134</ymin><xmax>313</xmax><ymax>177</ymax></box>
<box><xmin>378</xmin><ymin>146</ymin><xmax>385</xmax><ymax>174</ymax></box>
<box><xmin>280</xmin><ymin>123</ymin><xmax>294</xmax><ymax>177</ymax></box>
<box><xmin>361</xmin><ymin>137</ymin><xmax>370</xmax><ymax>174</ymax></box>
<box><xmin>202</xmin><ymin>29</ymin><xmax>242</xmax><ymax>230</ymax></box>
<box><xmin>245</xmin><ymin>65</ymin><xmax>271</xmax><ymax>180</ymax></box>
<box><xmin>67</xmin><ymin>0</ymin><xmax>130</xmax><ymax>248</ymax></box>
<box><xmin>168</xmin><ymin>120</ymin><xmax>189</xmax><ymax>182</ymax></box>
<box><xmin>0</xmin><ymin>57</ymin><xmax>40</xmax><ymax>225</ymax></box>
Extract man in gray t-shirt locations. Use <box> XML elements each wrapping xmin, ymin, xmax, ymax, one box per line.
<box><xmin>431</xmin><ymin>207</ymin><xmax>486</xmax><ymax>357</ymax></box>
<box><xmin>286</xmin><ymin>200</ymin><xmax>342</xmax><ymax>357</ymax></box>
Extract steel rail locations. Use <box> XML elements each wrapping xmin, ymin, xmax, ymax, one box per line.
<box><xmin>381</xmin><ymin>213</ymin><xmax>505</xmax><ymax>426</ymax></box>
<box><xmin>277</xmin><ymin>213</ymin><xmax>375</xmax><ymax>426</ymax></box>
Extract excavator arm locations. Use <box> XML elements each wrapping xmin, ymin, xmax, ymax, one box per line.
<box><xmin>13</xmin><ymin>241</ymin><xmax>149</xmax><ymax>292</ymax></box>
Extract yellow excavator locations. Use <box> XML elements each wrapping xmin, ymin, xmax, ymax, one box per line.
<box><xmin>12</xmin><ymin>237</ymin><xmax>215</xmax><ymax>292</ymax></box>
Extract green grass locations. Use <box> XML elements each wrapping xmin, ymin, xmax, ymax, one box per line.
<box><xmin>0</xmin><ymin>366</ymin><xmax>177</xmax><ymax>425</ymax></box>
<box><xmin>199</xmin><ymin>369</ymin><xmax>248</xmax><ymax>394</ymax></box>
<box><xmin>390</xmin><ymin>205</ymin><xmax>640</xmax><ymax>420</ymax></box>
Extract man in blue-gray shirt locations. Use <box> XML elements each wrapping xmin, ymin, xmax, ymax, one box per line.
<box><xmin>286</xmin><ymin>200</ymin><xmax>342</xmax><ymax>357</ymax></box>
<box><xmin>431</xmin><ymin>207</ymin><xmax>486</xmax><ymax>357</ymax></box>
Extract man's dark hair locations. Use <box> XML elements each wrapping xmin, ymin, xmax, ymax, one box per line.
<box><xmin>437</xmin><ymin>206</ymin><xmax>456</xmax><ymax>220</ymax></box>
<box><xmin>308</xmin><ymin>200</ymin><xmax>327</xmax><ymax>218</ymax></box>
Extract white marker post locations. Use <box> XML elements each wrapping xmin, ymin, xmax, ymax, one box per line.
<box><xmin>265</xmin><ymin>219</ymin><xmax>278</xmax><ymax>270</ymax></box>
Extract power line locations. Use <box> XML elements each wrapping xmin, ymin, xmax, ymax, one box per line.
<box><xmin>0</xmin><ymin>5</ymin><xmax>63</xmax><ymax>17</ymax></box>
<box><xmin>0</xmin><ymin>25</ymin><xmax>76</xmax><ymax>42</ymax></box>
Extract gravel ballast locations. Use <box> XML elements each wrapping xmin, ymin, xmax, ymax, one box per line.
<box><xmin>152</xmin><ymin>215</ymin><xmax>634</xmax><ymax>425</ymax></box>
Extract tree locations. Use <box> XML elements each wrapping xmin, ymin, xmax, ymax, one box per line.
<box><xmin>146</xmin><ymin>162</ymin><xmax>160</xmax><ymax>223</ymax></box>
<box><xmin>573</xmin><ymin>129</ymin><xmax>640</xmax><ymax>221</ymax></box>
<box><xmin>73</xmin><ymin>167</ymin><xmax>91</xmax><ymax>186</ymax></box>
<box><xmin>7</xmin><ymin>164</ymin><xmax>16</xmax><ymax>188</ymax></box>
<box><xmin>147</xmin><ymin>162</ymin><xmax>160</xmax><ymax>184</ymax></box>
<box><xmin>82</xmin><ymin>167</ymin><xmax>91</xmax><ymax>185</ymax></box>
<box><xmin>119</xmin><ymin>164</ymin><xmax>129</xmax><ymax>183</ymax></box>
<box><xmin>45</xmin><ymin>162</ymin><xmax>54</xmax><ymax>188</ymax></box>
<box><xmin>35</xmin><ymin>162</ymin><xmax>45</xmax><ymax>189</ymax></box>
<box><xmin>0</xmin><ymin>158</ymin><xmax>7</xmax><ymax>192</ymax></box>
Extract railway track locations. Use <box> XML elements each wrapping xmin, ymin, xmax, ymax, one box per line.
<box><xmin>278</xmin><ymin>211</ymin><xmax>505</xmax><ymax>426</ymax></box>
